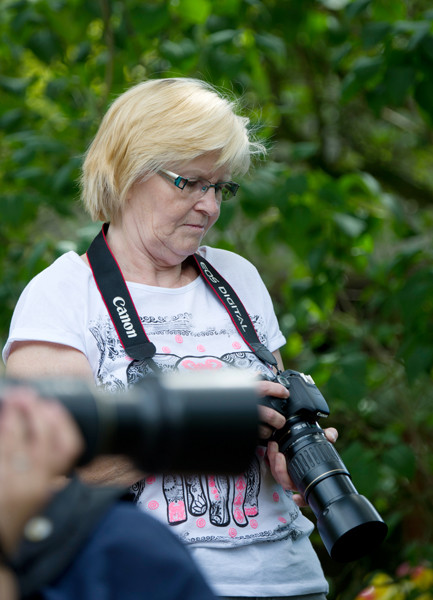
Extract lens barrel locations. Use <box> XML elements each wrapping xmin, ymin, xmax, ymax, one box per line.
<box><xmin>277</xmin><ymin>418</ymin><xmax>388</xmax><ymax>562</ymax></box>
<box><xmin>1</xmin><ymin>371</ymin><xmax>259</xmax><ymax>475</ymax></box>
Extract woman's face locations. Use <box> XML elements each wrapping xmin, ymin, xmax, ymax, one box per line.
<box><xmin>121</xmin><ymin>154</ymin><xmax>229</xmax><ymax>267</ymax></box>
<box><xmin>117</xmin><ymin>154</ymin><xmax>230</xmax><ymax>266</ymax></box>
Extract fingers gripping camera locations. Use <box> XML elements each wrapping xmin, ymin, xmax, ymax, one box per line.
<box><xmin>260</xmin><ymin>369</ymin><xmax>388</xmax><ymax>563</ymax></box>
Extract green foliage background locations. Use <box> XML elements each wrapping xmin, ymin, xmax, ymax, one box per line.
<box><xmin>1</xmin><ymin>0</ymin><xmax>433</xmax><ymax>597</ymax></box>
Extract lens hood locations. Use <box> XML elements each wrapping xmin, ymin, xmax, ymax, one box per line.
<box><xmin>317</xmin><ymin>493</ymin><xmax>388</xmax><ymax>562</ymax></box>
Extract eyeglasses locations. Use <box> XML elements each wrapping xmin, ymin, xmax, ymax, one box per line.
<box><xmin>158</xmin><ymin>169</ymin><xmax>240</xmax><ymax>202</ymax></box>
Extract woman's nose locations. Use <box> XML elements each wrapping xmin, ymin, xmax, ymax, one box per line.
<box><xmin>195</xmin><ymin>188</ymin><xmax>221</xmax><ymax>216</ymax></box>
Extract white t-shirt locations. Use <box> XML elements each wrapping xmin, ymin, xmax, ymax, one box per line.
<box><xmin>3</xmin><ymin>246</ymin><xmax>327</xmax><ymax>597</ymax></box>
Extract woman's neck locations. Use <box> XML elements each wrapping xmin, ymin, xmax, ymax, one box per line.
<box><xmin>94</xmin><ymin>223</ymin><xmax>199</xmax><ymax>288</ymax></box>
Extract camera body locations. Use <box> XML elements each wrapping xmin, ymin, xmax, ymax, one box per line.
<box><xmin>261</xmin><ymin>369</ymin><xmax>388</xmax><ymax>562</ymax></box>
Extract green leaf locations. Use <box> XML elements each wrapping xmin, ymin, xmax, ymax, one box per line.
<box><xmin>382</xmin><ymin>444</ymin><xmax>416</xmax><ymax>480</ymax></box>
<box><xmin>290</xmin><ymin>142</ymin><xmax>319</xmax><ymax>160</ymax></box>
<box><xmin>361</xmin><ymin>22</ymin><xmax>391</xmax><ymax>49</ymax></box>
<box><xmin>341</xmin><ymin>56</ymin><xmax>384</xmax><ymax>102</ymax></box>
<box><xmin>340</xmin><ymin>441</ymin><xmax>381</xmax><ymax>497</ymax></box>
<box><xmin>255</xmin><ymin>33</ymin><xmax>286</xmax><ymax>57</ymax></box>
<box><xmin>326</xmin><ymin>353</ymin><xmax>368</xmax><ymax>407</ymax></box>
<box><xmin>345</xmin><ymin>0</ymin><xmax>371</xmax><ymax>20</ymax></box>
<box><xmin>27</xmin><ymin>29</ymin><xmax>62</xmax><ymax>63</ymax></box>
<box><xmin>414</xmin><ymin>79</ymin><xmax>433</xmax><ymax>119</ymax></box>
<box><xmin>171</xmin><ymin>0</ymin><xmax>211</xmax><ymax>24</ymax></box>
<box><xmin>69</xmin><ymin>41</ymin><xmax>91</xmax><ymax>63</ymax></box>
<box><xmin>45</xmin><ymin>77</ymin><xmax>69</xmax><ymax>101</ymax></box>
<box><xmin>383</xmin><ymin>66</ymin><xmax>416</xmax><ymax>105</ymax></box>
<box><xmin>10</xmin><ymin>6</ymin><xmax>44</xmax><ymax>32</ymax></box>
<box><xmin>3</xmin><ymin>195</ymin><xmax>38</xmax><ymax>227</ymax></box>
<box><xmin>208</xmin><ymin>30</ymin><xmax>238</xmax><ymax>46</ymax></box>
<box><xmin>420</xmin><ymin>34</ymin><xmax>433</xmax><ymax>61</ymax></box>
<box><xmin>15</xmin><ymin>166</ymin><xmax>46</xmax><ymax>181</ymax></box>
<box><xmin>127</xmin><ymin>3</ymin><xmax>169</xmax><ymax>35</ymax></box>
<box><xmin>283</xmin><ymin>174</ymin><xmax>309</xmax><ymax>196</ymax></box>
<box><xmin>160</xmin><ymin>39</ymin><xmax>197</xmax><ymax>63</ymax></box>
<box><xmin>26</xmin><ymin>239</ymin><xmax>50</xmax><ymax>276</ymax></box>
<box><xmin>406</xmin><ymin>22</ymin><xmax>430</xmax><ymax>51</ymax></box>
<box><xmin>0</xmin><ymin>75</ymin><xmax>32</xmax><ymax>95</ymax></box>
<box><xmin>393</xmin><ymin>20</ymin><xmax>430</xmax><ymax>50</ymax></box>
<box><xmin>352</xmin><ymin>56</ymin><xmax>384</xmax><ymax>83</ymax></box>
<box><xmin>0</xmin><ymin>108</ymin><xmax>24</xmax><ymax>131</ymax></box>
<box><xmin>318</xmin><ymin>0</ymin><xmax>351</xmax><ymax>10</ymax></box>
<box><xmin>401</xmin><ymin>343</ymin><xmax>433</xmax><ymax>382</ymax></box>
<box><xmin>52</xmin><ymin>157</ymin><xmax>81</xmax><ymax>193</ymax></box>
<box><xmin>333</xmin><ymin>213</ymin><xmax>367</xmax><ymax>237</ymax></box>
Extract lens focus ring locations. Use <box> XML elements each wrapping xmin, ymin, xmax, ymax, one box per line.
<box><xmin>286</xmin><ymin>435</ymin><xmax>350</xmax><ymax>497</ymax></box>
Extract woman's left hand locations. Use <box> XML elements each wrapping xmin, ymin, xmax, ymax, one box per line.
<box><xmin>266</xmin><ymin>428</ymin><xmax>338</xmax><ymax>506</ymax></box>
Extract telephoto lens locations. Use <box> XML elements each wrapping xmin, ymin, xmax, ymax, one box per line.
<box><xmin>262</xmin><ymin>370</ymin><xmax>388</xmax><ymax>562</ymax></box>
<box><xmin>0</xmin><ymin>370</ymin><xmax>259</xmax><ymax>475</ymax></box>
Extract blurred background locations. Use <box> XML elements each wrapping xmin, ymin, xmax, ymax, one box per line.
<box><xmin>1</xmin><ymin>0</ymin><xmax>433</xmax><ymax>598</ymax></box>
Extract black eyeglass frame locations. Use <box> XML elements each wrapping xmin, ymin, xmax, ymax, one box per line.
<box><xmin>158</xmin><ymin>169</ymin><xmax>240</xmax><ymax>201</ymax></box>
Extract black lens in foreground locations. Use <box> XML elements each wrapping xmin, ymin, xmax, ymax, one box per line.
<box><xmin>317</xmin><ymin>494</ymin><xmax>388</xmax><ymax>562</ymax></box>
<box><xmin>0</xmin><ymin>371</ymin><xmax>260</xmax><ymax>476</ymax></box>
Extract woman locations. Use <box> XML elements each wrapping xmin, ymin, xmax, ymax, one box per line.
<box><xmin>3</xmin><ymin>78</ymin><xmax>336</xmax><ymax>599</ymax></box>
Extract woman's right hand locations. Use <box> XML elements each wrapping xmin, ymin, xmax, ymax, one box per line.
<box><xmin>256</xmin><ymin>379</ymin><xmax>297</xmax><ymax>492</ymax></box>
<box><xmin>256</xmin><ymin>378</ymin><xmax>338</xmax><ymax>506</ymax></box>
<box><xmin>256</xmin><ymin>378</ymin><xmax>289</xmax><ymax>440</ymax></box>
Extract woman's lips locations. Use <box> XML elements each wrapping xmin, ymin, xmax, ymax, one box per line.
<box><xmin>184</xmin><ymin>223</ymin><xmax>205</xmax><ymax>230</ymax></box>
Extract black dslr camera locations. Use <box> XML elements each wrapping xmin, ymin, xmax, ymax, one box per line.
<box><xmin>261</xmin><ymin>369</ymin><xmax>388</xmax><ymax>562</ymax></box>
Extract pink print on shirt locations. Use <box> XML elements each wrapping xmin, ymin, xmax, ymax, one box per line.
<box><xmin>154</xmin><ymin>457</ymin><xmax>262</xmax><ymax>530</ymax></box>
<box><xmin>178</xmin><ymin>357</ymin><xmax>223</xmax><ymax>370</ymax></box>
<box><xmin>163</xmin><ymin>475</ymin><xmax>187</xmax><ymax>524</ymax></box>
<box><xmin>233</xmin><ymin>474</ymin><xmax>248</xmax><ymax>526</ymax></box>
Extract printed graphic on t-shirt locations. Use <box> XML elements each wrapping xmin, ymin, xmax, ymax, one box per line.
<box><xmin>130</xmin><ymin>467</ymin><xmax>302</xmax><ymax>547</ymax></box>
<box><xmin>134</xmin><ymin>460</ymin><xmax>262</xmax><ymax>528</ymax></box>
<box><xmin>89</xmin><ymin>311</ymin><xmax>303</xmax><ymax>547</ymax></box>
<box><xmin>89</xmin><ymin>311</ymin><xmax>272</xmax><ymax>389</ymax></box>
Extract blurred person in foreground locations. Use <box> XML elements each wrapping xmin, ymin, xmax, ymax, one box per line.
<box><xmin>0</xmin><ymin>388</ymin><xmax>82</xmax><ymax>599</ymax></box>
<box><xmin>0</xmin><ymin>388</ymin><xmax>220</xmax><ymax>600</ymax></box>
<box><xmin>3</xmin><ymin>78</ymin><xmax>337</xmax><ymax>599</ymax></box>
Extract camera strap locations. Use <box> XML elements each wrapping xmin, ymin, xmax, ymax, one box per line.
<box><xmin>87</xmin><ymin>224</ymin><xmax>278</xmax><ymax>372</ymax></box>
<box><xmin>12</xmin><ymin>475</ymin><xmax>129</xmax><ymax>599</ymax></box>
<box><xmin>191</xmin><ymin>254</ymin><xmax>278</xmax><ymax>370</ymax></box>
<box><xmin>87</xmin><ymin>224</ymin><xmax>158</xmax><ymax>367</ymax></box>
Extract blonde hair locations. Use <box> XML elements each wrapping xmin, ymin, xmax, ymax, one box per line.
<box><xmin>81</xmin><ymin>78</ymin><xmax>265</xmax><ymax>222</ymax></box>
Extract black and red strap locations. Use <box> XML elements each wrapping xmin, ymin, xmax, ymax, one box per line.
<box><xmin>87</xmin><ymin>224</ymin><xmax>277</xmax><ymax>371</ymax></box>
